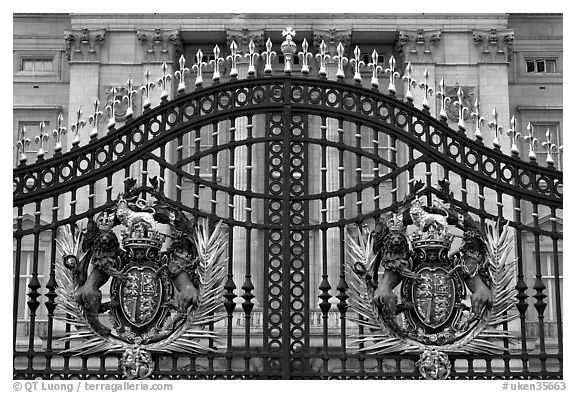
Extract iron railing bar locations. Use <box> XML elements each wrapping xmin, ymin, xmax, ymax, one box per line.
<box><xmin>531</xmin><ymin>202</ymin><xmax>548</xmax><ymax>374</ymax></box>
<box><xmin>550</xmin><ymin>208</ymin><xmax>563</xmax><ymax>362</ymax></box>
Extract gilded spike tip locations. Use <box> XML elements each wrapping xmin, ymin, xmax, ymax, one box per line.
<box><xmin>209</xmin><ymin>45</ymin><xmax>225</xmax><ymax>82</ymax></box>
<box><xmin>315</xmin><ymin>40</ymin><xmax>330</xmax><ymax>78</ymax></box>
<box><xmin>245</xmin><ymin>39</ymin><xmax>259</xmax><ymax>77</ymax></box>
<box><xmin>52</xmin><ymin>113</ymin><xmax>67</xmax><ymax>153</ymax></box>
<box><xmin>140</xmin><ymin>69</ymin><xmax>155</xmax><ymax>110</ymax></box>
<box><xmin>368</xmin><ymin>50</ymin><xmax>383</xmax><ymax>89</ymax></box>
<box><xmin>157</xmin><ymin>62</ymin><xmax>172</xmax><ymax>99</ymax></box>
<box><xmin>470</xmin><ymin>98</ymin><xmax>485</xmax><ymax>142</ymax></box>
<box><xmin>350</xmin><ymin>45</ymin><xmax>365</xmax><ymax>84</ymax></box>
<box><xmin>174</xmin><ymin>54</ymin><xmax>189</xmax><ymax>93</ymax></box>
<box><xmin>227</xmin><ymin>40</ymin><xmax>241</xmax><ymax>79</ymax></box>
<box><xmin>542</xmin><ymin>128</ymin><xmax>559</xmax><ymax>167</ymax></box>
<box><xmin>524</xmin><ymin>122</ymin><xmax>538</xmax><ymax>162</ymax></box>
<box><xmin>384</xmin><ymin>55</ymin><xmax>400</xmax><ymax>95</ymax></box>
<box><xmin>298</xmin><ymin>38</ymin><xmax>313</xmax><ymax>75</ymax></box>
<box><xmin>488</xmin><ymin>107</ymin><xmax>503</xmax><ymax>149</ymax></box>
<box><xmin>16</xmin><ymin>125</ymin><xmax>31</xmax><ymax>165</ymax></box>
<box><xmin>106</xmin><ymin>87</ymin><xmax>121</xmax><ymax>130</ymax></box>
<box><xmin>418</xmin><ymin>67</ymin><xmax>434</xmax><ymax>110</ymax></box>
<box><xmin>34</xmin><ymin>121</ymin><xmax>50</xmax><ymax>159</ymax></box>
<box><xmin>333</xmin><ymin>42</ymin><xmax>348</xmax><ymax>80</ymax></box>
<box><xmin>122</xmin><ymin>76</ymin><xmax>138</xmax><ymax>118</ymax></box>
<box><xmin>262</xmin><ymin>38</ymin><xmax>277</xmax><ymax>75</ymax></box>
<box><xmin>454</xmin><ymin>86</ymin><xmax>469</xmax><ymax>132</ymax></box>
<box><xmin>70</xmin><ymin>106</ymin><xmax>86</xmax><ymax>147</ymax></box>
<box><xmin>88</xmin><ymin>98</ymin><xmax>102</xmax><ymax>139</ymax></box>
<box><xmin>191</xmin><ymin>49</ymin><xmax>207</xmax><ymax>87</ymax></box>
<box><xmin>401</xmin><ymin>62</ymin><xmax>417</xmax><ymax>103</ymax></box>
<box><xmin>506</xmin><ymin>115</ymin><xmax>521</xmax><ymax>156</ymax></box>
<box><xmin>435</xmin><ymin>78</ymin><xmax>450</xmax><ymax>121</ymax></box>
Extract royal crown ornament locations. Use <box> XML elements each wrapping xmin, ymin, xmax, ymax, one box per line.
<box><xmin>54</xmin><ymin>179</ymin><xmax>228</xmax><ymax>379</ymax></box>
<box><xmin>345</xmin><ymin>180</ymin><xmax>518</xmax><ymax>380</ymax></box>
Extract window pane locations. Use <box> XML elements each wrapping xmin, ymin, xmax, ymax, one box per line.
<box><xmin>546</xmin><ymin>59</ymin><xmax>556</xmax><ymax>73</ymax></box>
<box><xmin>43</xmin><ymin>60</ymin><xmax>52</xmax><ymax>72</ymax></box>
<box><xmin>22</xmin><ymin>60</ymin><xmax>34</xmax><ymax>71</ymax></box>
<box><xmin>536</xmin><ymin>60</ymin><xmax>545</xmax><ymax>72</ymax></box>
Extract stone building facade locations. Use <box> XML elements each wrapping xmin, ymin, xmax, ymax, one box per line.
<box><xmin>13</xmin><ymin>13</ymin><xmax>562</xmax><ymax>359</ymax></box>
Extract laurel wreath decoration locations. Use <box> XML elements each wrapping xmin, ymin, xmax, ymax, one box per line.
<box><xmin>54</xmin><ymin>219</ymin><xmax>228</xmax><ymax>357</ymax></box>
<box><xmin>345</xmin><ymin>220</ymin><xmax>518</xmax><ymax>356</ymax></box>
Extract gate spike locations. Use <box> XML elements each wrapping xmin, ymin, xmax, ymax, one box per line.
<box><xmin>122</xmin><ymin>76</ymin><xmax>137</xmax><ymax>118</ymax></box>
<box><xmin>34</xmin><ymin>121</ymin><xmax>49</xmax><ymax>159</ymax></box>
<box><xmin>350</xmin><ymin>45</ymin><xmax>365</xmax><ymax>84</ymax></box>
<box><xmin>401</xmin><ymin>62</ymin><xmax>417</xmax><ymax>102</ymax></box>
<box><xmin>16</xmin><ymin>125</ymin><xmax>31</xmax><ymax>165</ymax></box>
<box><xmin>435</xmin><ymin>78</ymin><xmax>450</xmax><ymax>121</ymax></box>
<box><xmin>488</xmin><ymin>107</ymin><xmax>503</xmax><ymax>149</ymax></box>
<box><xmin>524</xmin><ymin>122</ymin><xmax>538</xmax><ymax>162</ymax></box>
<box><xmin>281</xmin><ymin>28</ymin><xmax>297</xmax><ymax>74</ymax></box>
<box><xmin>174</xmin><ymin>54</ymin><xmax>189</xmax><ymax>93</ymax></box>
<box><xmin>52</xmin><ymin>113</ymin><xmax>66</xmax><ymax>153</ymax></box>
<box><xmin>261</xmin><ymin>37</ymin><xmax>276</xmax><ymax>75</ymax></box>
<box><xmin>191</xmin><ymin>49</ymin><xmax>207</xmax><ymax>87</ymax></box>
<box><xmin>454</xmin><ymin>86</ymin><xmax>469</xmax><ymax>132</ymax></box>
<box><xmin>88</xmin><ymin>98</ymin><xmax>102</xmax><ymax>139</ymax></box>
<box><xmin>227</xmin><ymin>40</ymin><xmax>241</xmax><ymax>79</ymax></box>
<box><xmin>209</xmin><ymin>45</ymin><xmax>225</xmax><ymax>82</ymax></box>
<box><xmin>140</xmin><ymin>69</ymin><xmax>155</xmax><ymax>110</ymax></box>
<box><xmin>105</xmin><ymin>87</ymin><xmax>120</xmax><ymax>130</ymax></box>
<box><xmin>367</xmin><ymin>49</ymin><xmax>383</xmax><ymax>89</ymax></box>
<box><xmin>542</xmin><ymin>128</ymin><xmax>559</xmax><ymax>167</ymax></box>
<box><xmin>384</xmin><ymin>55</ymin><xmax>400</xmax><ymax>95</ymax></box>
<box><xmin>506</xmin><ymin>115</ymin><xmax>521</xmax><ymax>156</ymax></box>
<box><xmin>298</xmin><ymin>38</ymin><xmax>313</xmax><ymax>75</ymax></box>
<box><xmin>333</xmin><ymin>42</ymin><xmax>348</xmax><ymax>80</ymax></box>
<box><xmin>244</xmin><ymin>39</ymin><xmax>259</xmax><ymax>77</ymax></box>
<box><xmin>418</xmin><ymin>67</ymin><xmax>434</xmax><ymax>110</ymax></box>
<box><xmin>157</xmin><ymin>62</ymin><xmax>172</xmax><ymax>99</ymax></box>
<box><xmin>470</xmin><ymin>98</ymin><xmax>485</xmax><ymax>142</ymax></box>
<box><xmin>315</xmin><ymin>40</ymin><xmax>330</xmax><ymax>78</ymax></box>
<box><xmin>70</xmin><ymin>106</ymin><xmax>86</xmax><ymax>148</ymax></box>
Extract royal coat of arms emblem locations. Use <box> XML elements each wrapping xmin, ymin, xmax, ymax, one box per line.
<box><xmin>346</xmin><ymin>180</ymin><xmax>518</xmax><ymax>379</ymax></box>
<box><xmin>54</xmin><ymin>178</ymin><xmax>228</xmax><ymax>379</ymax></box>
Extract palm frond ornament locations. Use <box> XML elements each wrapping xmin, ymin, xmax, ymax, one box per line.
<box><xmin>54</xmin><ymin>181</ymin><xmax>228</xmax><ymax>379</ymax></box>
<box><xmin>345</xmin><ymin>189</ymin><xmax>518</xmax><ymax>380</ymax></box>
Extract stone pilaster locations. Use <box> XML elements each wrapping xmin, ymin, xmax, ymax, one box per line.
<box><xmin>313</xmin><ymin>29</ymin><xmax>351</xmax><ymax>303</ymax></box>
<box><xmin>396</xmin><ymin>29</ymin><xmax>441</xmax><ymax>65</ymax></box>
<box><xmin>472</xmin><ymin>29</ymin><xmax>514</xmax><ymax>64</ymax></box>
<box><xmin>226</xmin><ymin>29</ymin><xmax>265</xmax><ymax>55</ymax></box>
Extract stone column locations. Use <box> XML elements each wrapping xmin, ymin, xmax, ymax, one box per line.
<box><xmin>313</xmin><ymin>29</ymin><xmax>351</xmax><ymax>306</ymax></box>
<box><xmin>226</xmin><ymin>29</ymin><xmax>265</xmax><ymax>304</ymax></box>
<box><xmin>396</xmin><ymin>29</ymin><xmax>442</xmax><ymax>192</ymax></box>
<box><xmin>64</xmin><ymin>28</ymin><xmax>106</xmax><ymax>214</ymax></box>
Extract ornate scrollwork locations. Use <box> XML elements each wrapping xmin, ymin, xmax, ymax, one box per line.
<box><xmin>345</xmin><ymin>180</ymin><xmax>518</xmax><ymax>379</ymax></box>
<box><xmin>55</xmin><ymin>178</ymin><xmax>228</xmax><ymax>379</ymax></box>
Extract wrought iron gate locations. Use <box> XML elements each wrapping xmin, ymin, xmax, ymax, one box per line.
<box><xmin>13</xmin><ymin>37</ymin><xmax>563</xmax><ymax>380</ymax></box>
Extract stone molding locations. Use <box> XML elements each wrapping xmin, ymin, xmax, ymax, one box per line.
<box><xmin>64</xmin><ymin>28</ymin><xmax>106</xmax><ymax>62</ymax></box>
<box><xmin>226</xmin><ymin>29</ymin><xmax>265</xmax><ymax>54</ymax></box>
<box><xmin>396</xmin><ymin>29</ymin><xmax>441</xmax><ymax>64</ymax></box>
<box><xmin>136</xmin><ymin>28</ymin><xmax>182</xmax><ymax>63</ymax></box>
<box><xmin>312</xmin><ymin>28</ymin><xmax>352</xmax><ymax>58</ymax></box>
<box><xmin>472</xmin><ymin>29</ymin><xmax>514</xmax><ymax>63</ymax></box>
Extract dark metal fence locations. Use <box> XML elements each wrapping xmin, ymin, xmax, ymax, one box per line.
<box><xmin>13</xmin><ymin>75</ymin><xmax>563</xmax><ymax>379</ymax></box>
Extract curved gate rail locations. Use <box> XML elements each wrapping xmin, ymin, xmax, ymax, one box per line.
<box><xmin>14</xmin><ymin>48</ymin><xmax>563</xmax><ymax>379</ymax></box>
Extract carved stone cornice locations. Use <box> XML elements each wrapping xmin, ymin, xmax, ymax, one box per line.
<box><xmin>396</xmin><ymin>29</ymin><xmax>441</xmax><ymax>64</ymax></box>
<box><xmin>64</xmin><ymin>28</ymin><xmax>106</xmax><ymax>62</ymax></box>
<box><xmin>313</xmin><ymin>28</ymin><xmax>352</xmax><ymax>58</ymax></box>
<box><xmin>226</xmin><ymin>29</ymin><xmax>265</xmax><ymax>54</ymax></box>
<box><xmin>472</xmin><ymin>29</ymin><xmax>514</xmax><ymax>63</ymax></box>
<box><xmin>137</xmin><ymin>28</ymin><xmax>182</xmax><ymax>63</ymax></box>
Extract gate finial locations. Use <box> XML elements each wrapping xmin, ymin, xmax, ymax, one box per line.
<box><xmin>524</xmin><ymin>122</ymin><xmax>538</xmax><ymax>162</ymax></box>
<box><xmin>401</xmin><ymin>62</ymin><xmax>417</xmax><ymax>102</ymax></box>
<box><xmin>418</xmin><ymin>67</ymin><xmax>434</xmax><ymax>110</ymax></box>
<box><xmin>454</xmin><ymin>86</ymin><xmax>469</xmax><ymax>132</ymax></box>
<box><xmin>88</xmin><ymin>98</ymin><xmax>102</xmax><ymax>140</ymax></box>
<box><xmin>174</xmin><ymin>54</ymin><xmax>189</xmax><ymax>93</ymax></box>
<box><xmin>507</xmin><ymin>116</ymin><xmax>521</xmax><ymax>156</ymax></box>
<box><xmin>471</xmin><ymin>98</ymin><xmax>485</xmax><ymax>142</ymax></box>
<box><xmin>262</xmin><ymin>38</ymin><xmax>276</xmax><ymax>75</ymax></box>
<box><xmin>35</xmin><ymin>121</ymin><xmax>49</xmax><ymax>159</ymax></box>
<box><xmin>245</xmin><ymin>40</ymin><xmax>259</xmax><ymax>77</ymax></box>
<box><xmin>435</xmin><ymin>78</ymin><xmax>450</xmax><ymax>121</ymax></box>
<box><xmin>333</xmin><ymin>42</ymin><xmax>348</xmax><ymax>80</ymax></box>
<box><xmin>157</xmin><ymin>62</ymin><xmax>172</xmax><ymax>100</ymax></box>
<box><xmin>488</xmin><ymin>107</ymin><xmax>503</xmax><ymax>149</ymax></box>
<box><xmin>298</xmin><ymin>38</ymin><xmax>313</xmax><ymax>75</ymax></box>
<box><xmin>350</xmin><ymin>46</ymin><xmax>365</xmax><ymax>84</ymax></box>
<box><xmin>140</xmin><ymin>69</ymin><xmax>155</xmax><ymax>110</ymax></box>
<box><xmin>209</xmin><ymin>45</ymin><xmax>225</xmax><ymax>82</ymax></box>
<box><xmin>227</xmin><ymin>40</ymin><xmax>241</xmax><ymax>79</ymax></box>
<box><xmin>16</xmin><ymin>125</ymin><xmax>31</xmax><ymax>165</ymax></box>
<box><xmin>105</xmin><ymin>88</ymin><xmax>120</xmax><ymax>130</ymax></box>
<box><xmin>542</xmin><ymin>128</ymin><xmax>559</xmax><ymax>167</ymax></box>
<box><xmin>384</xmin><ymin>55</ymin><xmax>400</xmax><ymax>94</ymax></box>
<box><xmin>70</xmin><ymin>106</ymin><xmax>86</xmax><ymax>148</ymax></box>
<box><xmin>315</xmin><ymin>40</ymin><xmax>330</xmax><ymax>78</ymax></box>
<box><xmin>367</xmin><ymin>50</ymin><xmax>382</xmax><ymax>89</ymax></box>
<box><xmin>122</xmin><ymin>76</ymin><xmax>137</xmax><ymax>118</ymax></box>
<box><xmin>281</xmin><ymin>27</ymin><xmax>296</xmax><ymax>74</ymax></box>
<box><xmin>191</xmin><ymin>49</ymin><xmax>207</xmax><ymax>87</ymax></box>
<box><xmin>52</xmin><ymin>113</ymin><xmax>66</xmax><ymax>154</ymax></box>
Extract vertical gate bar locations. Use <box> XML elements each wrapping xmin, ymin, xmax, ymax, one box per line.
<box><xmin>478</xmin><ymin>184</ymin><xmax>486</xmax><ymax>229</ymax></box>
<box><xmin>159</xmin><ymin>144</ymin><xmax>166</xmax><ymax>194</ymax></box>
<box><xmin>425</xmin><ymin>161</ymin><xmax>432</xmax><ymax>206</ymax></box>
<box><xmin>63</xmin><ymin>188</ymin><xmax>78</xmax><ymax>374</ymax></box>
<box><xmin>106</xmin><ymin>175</ymin><xmax>113</xmax><ymax>203</ymax></box>
<box><xmin>208</xmin><ymin>121</ymin><xmax>220</xmax><ymax>373</ymax></box>
<box><xmin>193</xmin><ymin>127</ymin><xmax>201</xmax><ymax>228</ymax></box>
<box><xmin>460</xmin><ymin>175</ymin><xmax>468</xmax><ymax>205</ymax></box>
<box><xmin>531</xmin><ymin>201</ymin><xmax>548</xmax><ymax>373</ymax></box>
<box><xmin>13</xmin><ymin>205</ymin><xmax>23</xmax><ymax>357</ymax></box>
<box><xmin>550</xmin><ymin>207</ymin><xmax>562</xmax><ymax>370</ymax></box>
<box><xmin>210</xmin><ymin>121</ymin><xmax>219</xmax><ymax>221</ymax></box>
<box><xmin>141</xmin><ymin>158</ymin><xmax>148</xmax><ymax>196</ymax></box>
<box><xmin>176</xmin><ymin>135</ymin><xmax>183</xmax><ymax>202</ymax></box>
<box><xmin>262</xmin><ymin>112</ymin><xmax>270</xmax><ymax>366</ymax></box>
<box><xmin>408</xmin><ymin>147</ymin><xmax>415</xmax><ymax>193</ymax></box>
<box><xmin>496</xmin><ymin>190</ymin><xmax>511</xmax><ymax>374</ymax></box>
<box><xmin>318</xmin><ymin>115</ymin><xmax>331</xmax><ymax>376</ymax></box>
<box><xmin>226</xmin><ymin>118</ymin><xmax>237</xmax><ymax>374</ymax></box>
<box><xmin>26</xmin><ymin>200</ymin><xmax>42</xmax><ymax>377</ymax></box>
<box><xmin>389</xmin><ymin>134</ymin><xmax>397</xmax><ymax>204</ymax></box>
<box><xmin>354</xmin><ymin>122</ymin><xmax>365</xmax><ymax>373</ymax></box>
<box><xmin>302</xmin><ymin>113</ymin><xmax>311</xmax><ymax>357</ymax></box>
<box><xmin>513</xmin><ymin>195</ymin><xmax>529</xmax><ymax>374</ymax></box>
<box><xmin>372</xmin><ymin>127</ymin><xmax>380</xmax><ymax>214</ymax></box>
<box><xmin>44</xmin><ymin>195</ymin><xmax>60</xmax><ymax>376</ymax></box>
<box><xmin>336</xmin><ymin>118</ymin><xmax>348</xmax><ymax>372</ymax></box>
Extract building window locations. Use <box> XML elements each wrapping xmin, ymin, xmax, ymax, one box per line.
<box><xmin>21</xmin><ymin>58</ymin><xmax>53</xmax><ymax>72</ymax></box>
<box><xmin>13</xmin><ymin>251</ymin><xmax>46</xmax><ymax>321</ymax></box>
<box><xmin>531</xmin><ymin>123</ymin><xmax>562</xmax><ymax>169</ymax></box>
<box><xmin>15</xmin><ymin>121</ymin><xmax>50</xmax><ymax>166</ymax></box>
<box><xmin>363</xmin><ymin>54</ymin><xmax>385</xmax><ymax>65</ymax></box>
<box><xmin>525</xmin><ymin>58</ymin><xmax>557</xmax><ymax>74</ymax></box>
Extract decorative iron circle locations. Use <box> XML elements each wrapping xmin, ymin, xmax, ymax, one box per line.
<box><xmin>217</xmin><ymin>92</ymin><xmax>231</xmax><ymax>110</ymax></box>
<box><xmin>113</xmin><ymin>139</ymin><xmax>126</xmax><ymax>157</ymax></box>
<box><xmin>291</xmin><ymin>271</ymin><xmax>303</xmax><ymax>283</ymax></box>
<box><xmin>394</xmin><ymin>111</ymin><xmax>408</xmax><ymax>128</ymax></box>
<box><xmin>411</xmin><ymin>120</ymin><xmax>426</xmax><ymax>138</ymax></box>
<box><xmin>519</xmin><ymin>170</ymin><xmax>533</xmax><ymax>188</ymax></box>
<box><xmin>430</xmin><ymin>131</ymin><xmax>443</xmax><ymax>148</ymax></box>
<box><xmin>309</xmin><ymin>87</ymin><xmax>322</xmax><ymax>104</ymax></box>
<box><xmin>554</xmin><ymin>179</ymin><xmax>563</xmax><ymax>197</ymax></box>
<box><xmin>465</xmin><ymin>150</ymin><xmax>478</xmax><ymax>168</ymax></box>
<box><xmin>270</xmin><ymin>85</ymin><xmax>283</xmax><ymax>102</ymax></box>
<box><xmin>167</xmin><ymin>110</ymin><xmax>179</xmax><ymax>126</ymax></box>
<box><xmin>149</xmin><ymin>120</ymin><xmax>161</xmax><ymax>136</ymax></box>
<box><xmin>251</xmin><ymin>86</ymin><xmax>265</xmax><ymax>104</ymax></box>
<box><xmin>59</xmin><ymin>163</ymin><xmax>73</xmax><ymax>181</ymax></box>
<box><xmin>24</xmin><ymin>174</ymin><xmax>38</xmax><ymax>191</ymax></box>
<box><xmin>270</xmin><ymin>285</ymin><xmax>282</xmax><ymax>297</ymax></box>
<box><xmin>200</xmin><ymin>97</ymin><xmax>215</xmax><ymax>114</ymax></box>
<box><xmin>291</xmin><ymin>87</ymin><xmax>304</xmax><ymax>103</ymax></box>
<box><xmin>482</xmin><ymin>157</ymin><xmax>497</xmax><ymax>176</ymax></box>
<box><xmin>95</xmin><ymin>148</ymin><xmax>109</xmax><ymax>166</ymax></box>
<box><xmin>13</xmin><ymin>178</ymin><xmax>20</xmax><ymax>195</ymax></box>
<box><xmin>537</xmin><ymin>176</ymin><xmax>551</xmax><ymax>193</ymax></box>
<box><xmin>269</xmin><ymin>257</ymin><xmax>281</xmax><ymax>269</ymax></box>
<box><xmin>41</xmin><ymin>168</ymin><xmax>55</xmax><ymax>187</ymax></box>
<box><xmin>131</xmin><ymin>129</ymin><xmax>145</xmax><ymax>147</ymax></box>
<box><xmin>360</xmin><ymin>97</ymin><xmax>374</xmax><ymax>115</ymax></box>
<box><xmin>447</xmin><ymin>141</ymin><xmax>461</xmax><ymax>159</ymax></box>
<box><xmin>343</xmin><ymin>93</ymin><xmax>357</xmax><ymax>111</ymax></box>
<box><xmin>291</xmin><ymin>313</ymin><xmax>304</xmax><ymax>325</ymax></box>
<box><xmin>376</xmin><ymin>102</ymin><xmax>391</xmax><ymax>120</ymax></box>
<box><xmin>326</xmin><ymin>89</ymin><xmax>340</xmax><ymax>107</ymax></box>
<box><xmin>183</xmin><ymin>103</ymin><xmax>196</xmax><ymax>120</ymax></box>
<box><xmin>77</xmin><ymin>156</ymin><xmax>91</xmax><ymax>175</ymax></box>
<box><xmin>501</xmin><ymin>165</ymin><xmax>514</xmax><ymax>182</ymax></box>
